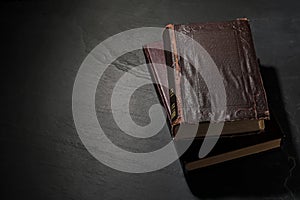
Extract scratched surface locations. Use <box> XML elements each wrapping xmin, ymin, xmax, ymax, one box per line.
<box><xmin>1</xmin><ymin>0</ymin><xmax>300</xmax><ymax>199</ymax></box>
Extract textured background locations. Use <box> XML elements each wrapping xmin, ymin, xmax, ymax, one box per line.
<box><xmin>1</xmin><ymin>0</ymin><xmax>300</xmax><ymax>199</ymax></box>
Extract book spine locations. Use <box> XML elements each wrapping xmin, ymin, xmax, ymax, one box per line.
<box><xmin>142</xmin><ymin>46</ymin><xmax>171</xmax><ymax>123</ymax></box>
<box><xmin>163</xmin><ymin>25</ymin><xmax>178</xmax><ymax>124</ymax></box>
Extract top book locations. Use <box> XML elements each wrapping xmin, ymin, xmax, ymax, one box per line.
<box><xmin>163</xmin><ymin>18</ymin><xmax>269</xmax><ymax>127</ymax></box>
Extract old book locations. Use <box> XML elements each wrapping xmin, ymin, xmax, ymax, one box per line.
<box><xmin>163</xmin><ymin>18</ymin><xmax>269</xmax><ymax>138</ymax></box>
<box><xmin>143</xmin><ymin>34</ymin><xmax>265</xmax><ymax>138</ymax></box>
<box><xmin>143</xmin><ymin>42</ymin><xmax>282</xmax><ymax>170</ymax></box>
<box><xmin>178</xmin><ymin>114</ymin><xmax>282</xmax><ymax>170</ymax></box>
<box><xmin>143</xmin><ymin>41</ymin><xmax>172</xmax><ymax>122</ymax></box>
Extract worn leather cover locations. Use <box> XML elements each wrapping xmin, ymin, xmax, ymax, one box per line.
<box><xmin>143</xmin><ymin>44</ymin><xmax>282</xmax><ymax>169</ymax></box>
<box><xmin>163</xmin><ymin>19</ymin><xmax>270</xmax><ymax>125</ymax></box>
<box><xmin>144</xmin><ymin>40</ymin><xmax>264</xmax><ymax>138</ymax></box>
<box><xmin>143</xmin><ymin>42</ymin><xmax>171</xmax><ymax>122</ymax></box>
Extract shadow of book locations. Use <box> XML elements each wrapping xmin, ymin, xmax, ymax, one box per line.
<box><xmin>260</xmin><ymin>65</ymin><xmax>300</xmax><ymax>197</ymax></box>
<box><xmin>182</xmin><ymin>66</ymin><xmax>295</xmax><ymax>198</ymax></box>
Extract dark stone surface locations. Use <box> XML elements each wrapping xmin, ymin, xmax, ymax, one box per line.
<box><xmin>1</xmin><ymin>0</ymin><xmax>300</xmax><ymax>199</ymax></box>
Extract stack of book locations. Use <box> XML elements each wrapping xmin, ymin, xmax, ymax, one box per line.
<box><xmin>143</xmin><ymin>18</ymin><xmax>282</xmax><ymax>171</ymax></box>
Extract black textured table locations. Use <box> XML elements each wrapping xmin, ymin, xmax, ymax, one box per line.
<box><xmin>2</xmin><ymin>0</ymin><xmax>300</xmax><ymax>199</ymax></box>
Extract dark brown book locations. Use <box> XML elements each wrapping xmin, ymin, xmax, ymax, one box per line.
<box><xmin>176</xmin><ymin>115</ymin><xmax>282</xmax><ymax>170</ymax></box>
<box><xmin>163</xmin><ymin>18</ymin><xmax>269</xmax><ymax>138</ymax></box>
<box><xmin>143</xmin><ymin>42</ymin><xmax>282</xmax><ymax>170</ymax></box>
<box><xmin>143</xmin><ymin>32</ymin><xmax>265</xmax><ymax>138</ymax></box>
<box><xmin>143</xmin><ymin>41</ymin><xmax>171</xmax><ymax>122</ymax></box>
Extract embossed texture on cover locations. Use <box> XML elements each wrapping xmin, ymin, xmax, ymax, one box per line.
<box><xmin>163</xmin><ymin>19</ymin><xmax>270</xmax><ymax>125</ymax></box>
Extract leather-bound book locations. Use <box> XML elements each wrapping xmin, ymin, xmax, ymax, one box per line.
<box><xmin>143</xmin><ymin>41</ymin><xmax>282</xmax><ymax>170</ymax></box>
<box><xmin>143</xmin><ymin>41</ymin><xmax>171</xmax><ymax>122</ymax></box>
<box><xmin>163</xmin><ymin>18</ymin><xmax>269</xmax><ymax>138</ymax></box>
<box><xmin>177</xmin><ymin>116</ymin><xmax>282</xmax><ymax>170</ymax></box>
<box><xmin>143</xmin><ymin>19</ymin><xmax>282</xmax><ymax>170</ymax></box>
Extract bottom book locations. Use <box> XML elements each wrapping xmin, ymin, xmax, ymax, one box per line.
<box><xmin>176</xmin><ymin>116</ymin><xmax>282</xmax><ymax>171</ymax></box>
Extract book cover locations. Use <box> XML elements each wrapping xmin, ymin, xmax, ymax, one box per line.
<box><xmin>163</xmin><ymin>19</ymin><xmax>270</xmax><ymax>126</ymax></box>
<box><xmin>143</xmin><ymin>43</ymin><xmax>282</xmax><ymax>170</ymax></box>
